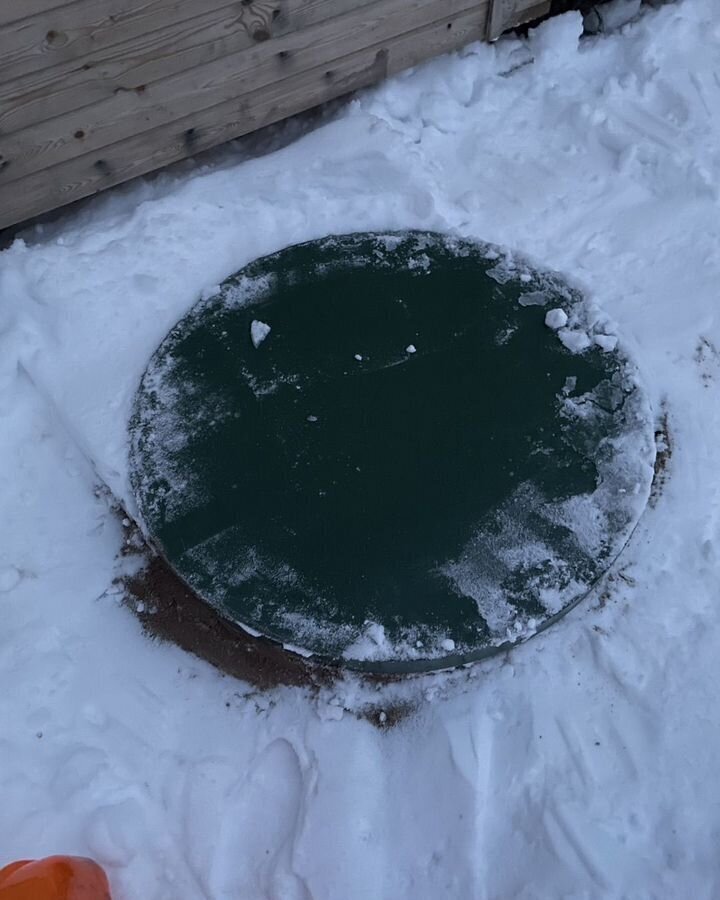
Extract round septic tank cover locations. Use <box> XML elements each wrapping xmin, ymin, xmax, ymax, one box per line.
<box><xmin>130</xmin><ymin>231</ymin><xmax>655</xmax><ymax>673</ymax></box>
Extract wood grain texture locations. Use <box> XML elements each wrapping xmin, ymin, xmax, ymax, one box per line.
<box><xmin>0</xmin><ymin>0</ymin><xmax>481</xmax><ymax>185</ymax></box>
<box><xmin>0</xmin><ymin>0</ymin><xmax>77</xmax><ymax>27</ymax></box>
<box><xmin>0</xmin><ymin>0</ymin><xmax>384</xmax><ymax>85</ymax></box>
<box><xmin>0</xmin><ymin>2</ymin><xmax>278</xmax><ymax>133</ymax></box>
<box><xmin>486</xmin><ymin>0</ymin><xmax>551</xmax><ymax>39</ymax></box>
<box><xmin>0</xmin><ymin>0</ymin><xmax>271</xmax><ymax>84</ymax></box>
<box><xmin>0</xmin><ymin>4</ymin><xmax>486</xmax><ymax>229</ymax></box>
<box><xmin>0</xmin><ymin>0</ymin><xmax>381</xmax><ymax>134</ymax></box>
<box><xmin>522</xmin><ymin>1</ymin><xmax>552</xmax><ymax>26</ymax></box>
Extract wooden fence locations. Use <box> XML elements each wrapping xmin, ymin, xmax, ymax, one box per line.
<box><xmin>0</xmin><ymin>0</ymin><xmax>547</xmax><ymax>230</ymax></box>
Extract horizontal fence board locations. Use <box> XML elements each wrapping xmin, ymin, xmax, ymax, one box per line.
<box><xmin>0</xmin><ymin>0</ymin><xmax>384</xmax><ymax>86</ymax></box>
<box><xmin>0</xmin><ymin>0</ymin><xmax>259</xmax><ymax>82</ymax></box>
<box><xmin>0</xmin><ymin>4</ymin><xmax>486</xmax><ymax>229</ymax></box>
<box><xmin>487</xmin><ymin>0</ymin><xmax>550</xmax><ymax>38</ymax></box>
<box><xmin>0</xmin><ymin>0</ymin><xmax>78</xmax><ymax>27</ymax></box>
<box><xmin>0</xmin><ymin>0</ymin><xmax>381</xmax><ymax>134</ymax></box>
<box><xmin>0</xmin><ymin>2</ymin><xmax>278</xmax><ymax>133</ymax></box>
<box><xmin>0</xmin><ymin>0</ymin><xmax>481</xmax><ymax>185</ymax></box>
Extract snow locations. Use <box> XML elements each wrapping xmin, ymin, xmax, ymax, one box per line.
<box><xmin>594</xmin><ymin>332</ymin><xmax>619</xmax><ymax>352</ymax></box>
<box><xmin>250</xmin><ymin>319</ymin><xmax>271</xmax><ymax>348</ymax></box>
<box><xmin>3</xmin><ymin>1</ymin><xmax>720</xmax><ymax>897</ymax></box>
<box><xmin>545</xmin><ymin>307</ymin><xmax>569</xmax><ymax>330</ymax></box>
<box><xmin>0</xmin><ymin>565</ymin><xmax>21</xmax><ymax>593</ymax></box>
<box><xmin>343</xmin><ymin>622</ymin><xmax>392</xmax><ymax>661</ymax></box>
<box><xmin>558</xmin><ymin>326</ymin><xmax>592</xmax><ymax>352</ymax></box>
<box><xmin>518</xmin><ymin>289</ymin><xmax>550</xmax><ymax>306</ymax></box>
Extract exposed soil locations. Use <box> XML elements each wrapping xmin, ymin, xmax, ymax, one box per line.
<box><xmin>117</xmin><ymin>508</ymin><xmax>340</xmax><ymax>691</ymax></box>
<box><xmin>123</xmin><ymin>554</ymin><xmax>342</xmax><ymax>691</ymax></box>
<box><xmin>650</xmin><ymin>408</ymin><xmax>672</xmax><ymax>507</ymax></box>
<box><xmin>115</xmin><ymin>508</ymin><xmax>414</xmax><ymax>702</ymax></box>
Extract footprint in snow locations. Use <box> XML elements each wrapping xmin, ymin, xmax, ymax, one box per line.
<box><xmin>209</xmin><ymin>738</ymin><xmax>310</xmax><ymax>900</ymax></box>
<box><xmin>0</xmin><ymin>565</ymin><xmax>22</xmax><ymax>593</ymax></box>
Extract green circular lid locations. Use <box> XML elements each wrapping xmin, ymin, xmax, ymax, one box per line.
<box><xmin>129</xmin><ymin>232</ymin><xmax>655</xmax><ymax>673</ymax></box>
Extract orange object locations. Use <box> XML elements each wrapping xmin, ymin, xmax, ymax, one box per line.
<box><xmin>0</xmin><ymin>856</ymin><xmax>111</xmax><ymax>900</ymax></box>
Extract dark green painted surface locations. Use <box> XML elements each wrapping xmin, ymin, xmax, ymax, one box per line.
<box><xmin>130</xmin><ymin>232</ymin><xmax>654</xmax><ymax>671</ymax></box>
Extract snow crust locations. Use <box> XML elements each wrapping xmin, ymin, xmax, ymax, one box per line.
<box><xmin>2</xmin><ymin>2</ymin><xmax>720</xmax><ymax>897</ymax></box>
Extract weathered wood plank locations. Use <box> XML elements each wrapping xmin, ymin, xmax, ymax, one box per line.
<box><xmin>0</xmin><ymin>0</ymin><xmax>264</xmax><ymax>83</ymax></box>
<box><xmin>486</xmin><ymin>0</ymin><xmax>551</xmax><ymax>39</ymax></box>
<box><xmin>0</xmin><ymin>0</ymin><xmax>481</xmax><ymax>185</ymax></box>
<box><xmin>0</xmin><ymin>0</ymin><xmax>382</xmax><ymax>85</ymax></box>
<box><xmin>512</xmin><ymin>0</ymin><xmax>552</xmax><ymax>27</ymax></box>
<box><xmin>0</xmin><ymin>0</ymin><xmax>77</xmax><ymax>27</ymax></box>
<box><xmin>0</xmin><ymin>0</ymin><xmax>381</xmax><ymax>135</ymax></box>
<box><xmin>0</xmin><ymin>2</ymin><xmax>275</xmax><ymax>133</ymax></box>
<box><xmin>0</xmin><ymin>4</ymin><xmax>486</xmax><ymax>229</ymax></box>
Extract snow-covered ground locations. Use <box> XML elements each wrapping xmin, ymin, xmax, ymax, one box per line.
<box><xmin>2</xmin><ymin>1</ymin><xmax>720</xmax><ymax>896</ymax></box>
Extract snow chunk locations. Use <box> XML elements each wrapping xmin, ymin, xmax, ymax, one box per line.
<box><xmin>545</xmin><ymin>308</ymin><xmax>568</xmax><ymax>330</ymax></box>
<box><xmin>558</xmin><ymin>328</ymin><xmax>592</xmax><ymax>353</ymax></box>
<box><xmin>317</xmin><ymin>696</ymin><xmax>345</xmax><ymax>722</ymax></box>
<box><xmin>530</xmin><ymin>12</ymin><xmax>583</xmax><ymax>69</ymax></box>
<box><xmin>343</xmin><ymin>622</ymin><xmax>391</xmax><ymax>661</ymax></box>
<box><xmin>519</xmin><ymin>290</ymin><xmax>550</xmax><ymax>307</ymax></box>
<box><xmin>594</xmin><ymin>333</ymin><xmax>618</xmax><ymax>352</ymax></box>
<box><xmin>562</xmin><ymin>375</ymin><xmax>577</xmax><ymax>395</ymax></box>
<box><xmin>440</xmin><ymin>638</ymin><xmax>456</xmax><ymax>653</ymax></box>
<box><xmin>250</xmin><ymin>320</ymin><xmax>271</xmax><ymax>348</ymax></box>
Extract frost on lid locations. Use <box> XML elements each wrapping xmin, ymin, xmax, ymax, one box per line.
<box><xmin>439</xmin><ymin>366</ymin><xmax>654</xmax><ymax>645</ymax></box>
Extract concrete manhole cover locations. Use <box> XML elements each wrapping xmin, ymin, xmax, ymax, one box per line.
<box><xmin>129</xmin><ymin>232</ymin><xmax>655</xmax><ymax>673</ymax></box>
